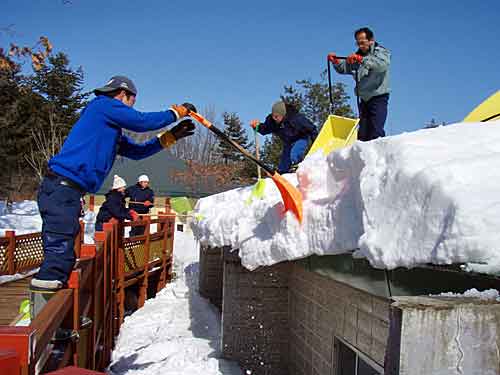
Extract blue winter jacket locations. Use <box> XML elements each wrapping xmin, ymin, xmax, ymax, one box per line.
<box><xmin>125</xmin><ymin>184</ymin><xmax>155</xmax><ymax>214</ymax></box>
<box><xmin>49</xmin><ymin>95</ymin><xmax>178</xmax><ymax>193</ymax></box>
<box><xmin>95</xmin><ymin>190</ymin><xmax>132</xmax><ymax>231</ymax></box>
<box><xmin>256</xmin><ymin>111</ymin><xmax>318</xmax><ymax>145</ymax></box>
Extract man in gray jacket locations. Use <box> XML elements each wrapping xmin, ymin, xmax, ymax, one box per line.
<box><xmin>328</xmin><ymin>27</ymin><xmax>390</xmax><ymax>141</ymax></box>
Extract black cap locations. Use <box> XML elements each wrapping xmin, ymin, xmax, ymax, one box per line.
<box><xmin>94</xmin><ymin>75</ymin><xmax>137</xmax><ymax>96</ymax></box>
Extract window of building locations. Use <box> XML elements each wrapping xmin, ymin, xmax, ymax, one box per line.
<box><xmin>335</xmin><ymin>337</ymin><xmax>383</xmax><ymax>375</ymax></box>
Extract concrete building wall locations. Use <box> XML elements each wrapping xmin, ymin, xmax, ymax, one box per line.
<box><xmin>217</xmin><ymin>250</ymin><xmax>391</xmax><ymax>375</ymax></box>
<box><xmin>221</xmin><ymin>249</ymin><xmax>290</xmax><ymax>375</ymax></box>
<box><xmin>389</xmin><ymin>296</ymin><xmax>500</xmax><ymax>375</ymax></box>
<box><xmin>198</xmin><ymin>245</ymin><xmax>224</xmax><ymax>308</ymax></box>
<box><xmin>288</xmin><ymin>262</ymin><xmax>390</xmax><ymax>375</ymax></box>
<box><xmin>201</xmin><ymin>247</ymin><xmax>500</xmax><ymax>375</ymax></box>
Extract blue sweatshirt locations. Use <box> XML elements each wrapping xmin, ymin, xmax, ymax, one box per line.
<box><xmin>49</xmin><ymin>95</ymin><xmax>177</xmax><ymax>193</ymax></box>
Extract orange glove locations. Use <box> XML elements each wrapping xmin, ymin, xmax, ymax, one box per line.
<box><xmin>250</xmin><ymin>119</ymin><xmax>260</xmax><ymax>130</ymax></box>
<box><xmin>129</xmin><ymin>209</ymin><xmax>139</xmax><ymax>221</ymax></box>
<box><xmin>169</xmin><ymin>102</ymin><xmax>197</xmax><ymax>120</ymax></box>
<box><xmin>143</xmin><ymin>201</ymin><xmax>152</xmax><ymax>207</ymax></box>
<box><xmin>327</xmin><ymin>53</ymin><xmax>340</xmax><ymax>65</ymax></box>
<box><xmin>347</xmin><ymin>53</ymin><xmax>363</xmax><ymax>64</ymax></box>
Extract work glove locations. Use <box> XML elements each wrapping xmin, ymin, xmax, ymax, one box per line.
<box><xmin>327</xmin><ymin>53</ymin><xmax>340</xmax><ymax>65</ymax></box>
<box><xmin>250</xmin><ymin>119</ymin><xmax>260</xmax><ymax>130</ymax></box>
<box><xmin>157</xmin><ymin>120</ymin><xmax>196</xmax><ymax>148</ymax></box>
<box><xmin>347</xmin><ymin>53</ymin><xmax>363</xmax><ymax>64</ymax></box>
<box><xmin>129</xmin><ymin>209</ymin><xmax>139</xmax><ymax>221</ymax></box>
<box><xmin>143</xmin><ymin>201</ymin><xmax>152</xmax><ymax>207</ymax></box>
<box><xmin>170</xmin><ymin>102</ymin><xmax>197</xmax><ymax>120</ymax></box>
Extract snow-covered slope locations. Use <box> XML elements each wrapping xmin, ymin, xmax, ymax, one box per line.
<box><xmin>192</xmin><ymin>121</ymin><xmax>500</xmax><ymax>275</ymax></box>
<box><xmin>110</xmin><ymin>230</ymin><xmax>241</xmax><ymax>375</ymax></box>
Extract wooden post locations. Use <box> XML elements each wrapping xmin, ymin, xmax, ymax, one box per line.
<box><xmin>0</xmin><ymin>327</ymin><xmax>36</xmax><ymax>375</ymax></box>
<box><xmin>117</xmin><ymin>248</ymin><xmax>125</xmax><ymax>326</ymax></box>
<box><xmin>102</xmin><ymin>223</ymin><xmax>114</xmax><ymax>364</ymax></box>
<box><xmin>158</xmin><ymin>214</ymin><xmax>169</xmax><ymax>291</ymax></box>
<box><xmin>68</xmin><ymin>270</ymin><xmax>81</xmax><ymax>366</ymax></box>
<box><xmin>164</xmin><ymin>197</ymin><xmax>171</xmax><ymax>213</ymax></box>
<box><xmin>5</xmin><ymin>230</ymin><xmax>15</xmax><ymax>275</ymax></box>
<box><xmin>138</xmin><ymin>217</ymin><xmax>151</xmax><ymax>307</ymax></box>
<box><xmin>0</xmin><ymin>350</ymin><xmax>20</xmax><ymax>375</ymax></box>
<box><xmin>89</xmin><ymin>195</ymin><xmax>95</xmax><ymax>212</ymax></box>
<box><xmin>165</xmin><ymin>215</ymin><xmax>175</xmax><ymax>283</ymax></box>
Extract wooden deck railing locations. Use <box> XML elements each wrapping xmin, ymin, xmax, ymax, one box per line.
<box><xmin>0</xmin><ymin>212</ymin><xmax>176</xmax><ymax>374</ymax></box>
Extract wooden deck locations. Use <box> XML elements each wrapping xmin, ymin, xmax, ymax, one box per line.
<box><xmin>0</xmin><ymin>277</ymin><xmax>31</xmax><ymax>325</ymax></box>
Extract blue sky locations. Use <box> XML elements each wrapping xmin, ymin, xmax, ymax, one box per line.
<box><xmin>3</xmin><ymin>0</ymin><xmax>499</xmax><ymax>135</ymax></box>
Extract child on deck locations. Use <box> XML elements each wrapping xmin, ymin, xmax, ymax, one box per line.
<box><xmin>95</xmin><ymin>175</ymin><xmax>139</xmax><ymax>231</ymax></box>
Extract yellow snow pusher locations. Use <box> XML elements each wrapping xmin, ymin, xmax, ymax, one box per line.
<box><xmin>307</xmin><ymin>114</ymin><xmax>359</xmax><ymax>157</ymax></box>
<box><xmin>307</xmin><ymin>56</ymin><xmax>359</xmax><ymax>157</ymax></box>
<box><xmin>463</xmin><ymin>90</ymin><xmax>500</xmax><ymax>122</ymax></box>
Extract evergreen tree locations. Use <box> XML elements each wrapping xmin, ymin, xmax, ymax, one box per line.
<box><xmin>260</xmin><ymin>135</ymin><xmax>283</xmax><ymax>171</ymax></box>
<box><xmin>0</xmin><ymin>50</ymin><xmax>90</xmax><ymax>198</ymax></box>
<box><xmin>29</xmin><ymin>52</ymin><xmax>90</xmax><ymax>132</ymax></box>
<box><xmin>282</xmin><ymin>70</ymin><xmax>354</xmax><ymax>127</ymax></box>
<box><xmin>218</xmin><ymin>112</ymin><xmax>251</xmax><ymax>163</ymax></box>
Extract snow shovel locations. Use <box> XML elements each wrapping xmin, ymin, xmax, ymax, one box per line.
<box><xmin>246</xmin><ymin>129</ymin><xmax>266</xmax><ymax>204</ymax></box>
<box><xmin>188</xmin><ymin>111</ymin><xmax>303</xmax><ymax>223</ymax></box>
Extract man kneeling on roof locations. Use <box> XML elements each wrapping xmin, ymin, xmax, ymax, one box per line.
<box><xmin>31</xmin><ymin>75</ymin><xmax>197</xmax><ymax>298</ymax></box>
<box><xmin>250</xmin><ymin>101</ymin><xmax>318</xmax><ymax>173</ymax></box>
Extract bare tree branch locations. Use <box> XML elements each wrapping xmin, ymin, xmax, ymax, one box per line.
<box><xmin>24</xmin><ymin>112</ymin><xmax>64</xmax><ymax>181</ymax></box>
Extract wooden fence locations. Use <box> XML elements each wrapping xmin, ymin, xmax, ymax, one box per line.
<box><xmin>0</xmin><ymin>213</ymin><xmax>176</xmax><ymax>374</ymax></box>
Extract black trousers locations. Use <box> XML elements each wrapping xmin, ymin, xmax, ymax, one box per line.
<box><xmin>358</xmin><ymin>94</ymin><xmax>389</xmax><ymax>141</ymax></box>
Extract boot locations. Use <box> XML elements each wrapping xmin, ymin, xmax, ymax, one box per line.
<box><xmin>29</xmin><ymin>278</ymin><xmax>63</xmax><ymax>319</ymax></box>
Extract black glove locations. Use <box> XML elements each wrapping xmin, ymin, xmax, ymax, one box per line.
<box><xmin>181</xmin><ymin>102</ymin><xmax>197</xmax><ymax>113</ymax></box>
<box><xmin>171</xmin><ymin>119</ymin><xmax>196</xmax><ymax>140</ymax></box>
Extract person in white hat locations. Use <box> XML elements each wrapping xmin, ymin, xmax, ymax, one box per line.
<box><xmin>95</xmin><ymin>175</ymin><xmax>139</xmax><ymax>231</ymax></box>
<box><xmin>125</xmin><ymin>174</ymin><xmax>155</xmax><ymax>236</ymax></box>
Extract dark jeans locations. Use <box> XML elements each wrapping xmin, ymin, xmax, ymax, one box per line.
<box><xmin>278</xmin><ymin>138</ymin><xmax>310</xmax><ymax>174</ymax></box>
<box><xmin>36</xmin><ymin>175</ymin><xmax>83</xmax><ymax>283</ymax></box>
<box><xmin>358</xmin><ymin>94</ymin><xmax>389</xmax><ymax>141</ymax></box>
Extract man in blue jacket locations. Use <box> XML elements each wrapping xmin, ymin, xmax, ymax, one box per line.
<box><xmin>126</xmin><ymin>174</ymin><xmax>155</xmax><ymax>236</ymax></box>
<box><xmin>32</xmin><ymin>75</ymin><xmax>196</xmax><ymax>290</ymax></box>
<box><xmin>328</xmin><ymin>27</ymin><xmax>391</xmax><ymax>141</ymax></box>
<box><xmin>250</xmin><ymin>101</ymin><xmax>317</xmax><ymax>173</ymax></box>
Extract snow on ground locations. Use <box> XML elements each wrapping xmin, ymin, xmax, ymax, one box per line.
<box><xmin>0</xmin><ymin>200</ymin><xmax>42</xmax><ymax>236</ymax></box>
<box><xmin>0</xmin><ymin>200</ymin><xmax>102</xmax><ymax>244</ymax></box>
<box><xmin>193</xmin><ymin>121</ymin><xmax>500</xmax><ymax>275</ymax></box>
<box><xmin>109</xmin><ymin>227</ymin><xmax>241</xmax><ymax>375</ymax></box>
<box><xmin>0</xmin><ymin>268</ymin><xmax>38</xmax><ymax>285</ymax></box>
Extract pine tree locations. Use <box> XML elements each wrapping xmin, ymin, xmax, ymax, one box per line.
<box><xmin>260</xmin><ymin>135</ymin><xmax>283</xmax><ymax>171</ymax></box>
<box><xmin>29</xmin><ymin>52</ymin><xmax>90</xmax><ymax>133</ymax></box>
<box><xmin>282</xmin><ymin>70</ymin><xmax>354</xmax><ymax>128</ymax></box>
<box><xmin>218</xmin><ymin>112</ymin><xmax>251</xmax><ymax>163</ymax></box>
<box><xmin>0</xmin><ymin>50</ymin><xmax>90</xmax><ymax>198</ymax></box>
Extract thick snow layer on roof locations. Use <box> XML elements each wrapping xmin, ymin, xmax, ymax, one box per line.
<box><xmin>438</xmin><ymin>288</ymin><xmax>500</xmax><ymax>300</ymax></box>
<box><xmin>192</xmin><ymin>121</ymin><xmax>500</xmax><ymax>274</ymax></box>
